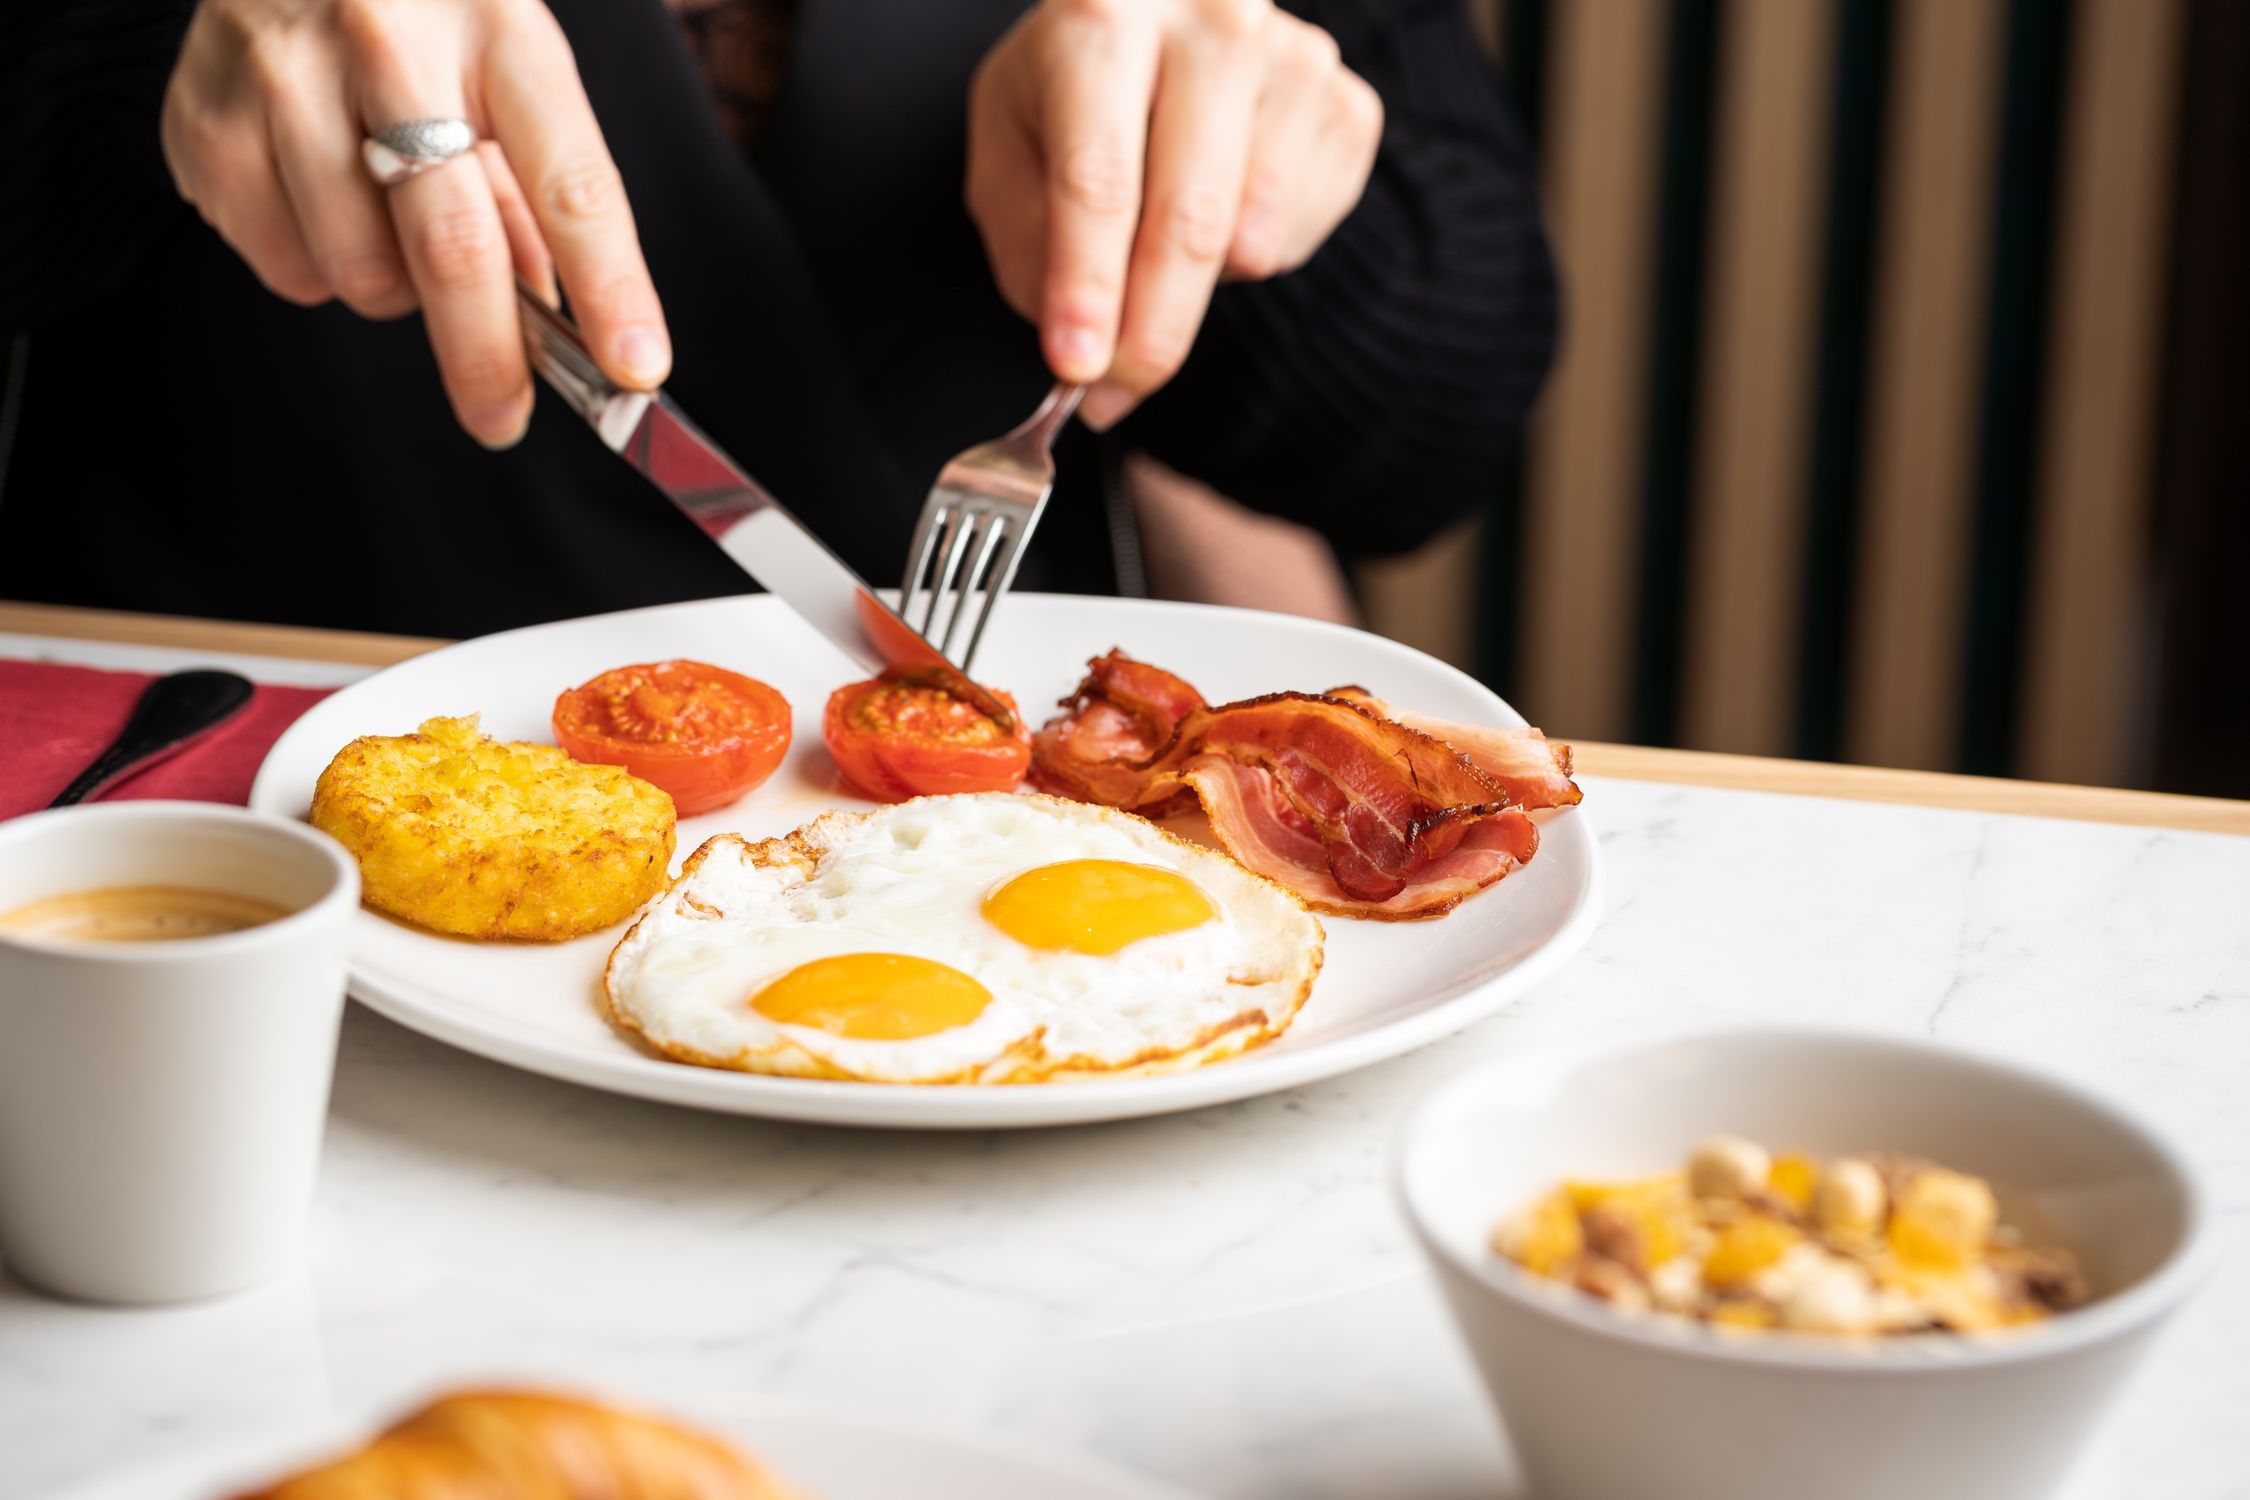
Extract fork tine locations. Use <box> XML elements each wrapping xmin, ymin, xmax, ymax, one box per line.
<box><xmin>916</xmin><ymin>509</ymin><xmax>972</xmax><ymax>637</ymax></box>
<box><xmin>897</xmin><ymin>381</ymin><xmax>1080</xmax><ymax>674</ymax></box>
<box><xmin>898</xmin><ymin>502</ymin><xmax>949</xmax><ymax>625</ymax></box>
<box><xmin>956</xmin><ymin>522</ymin><xmax>1031</xmax><ymax>677</ymax></box>
<box><xmin>941</xmin><ymin>515</ymin><xmax>1009</xmax><ymax>660</ymax></box>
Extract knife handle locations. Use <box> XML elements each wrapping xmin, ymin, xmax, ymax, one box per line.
<box><xmin>515</xmin><ymin>281</ymin><xmax>650</xmax><ymax>452</ymax></box>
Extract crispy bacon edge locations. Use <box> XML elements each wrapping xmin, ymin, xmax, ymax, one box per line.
<box><xmin>1029</xmin><ymin>651</ymin><xmax>1579</xmax><ymax>918</ymax></box>
<box><xmin>1026</xmin><ymin>650</ymin><xmax>1201</xmax><ymax>813</ymax></box>
<box><xmin>1326</xmin><ymin>687</ymin><xmax>1582</xmax><ymax>811</ymax></box>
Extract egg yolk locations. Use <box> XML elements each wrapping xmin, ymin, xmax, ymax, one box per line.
<box><xmin>751</xmin><ymin>953</ymin><xmax>991</xmax><ymax>1040</ymax></box>
<box><xmin>982</xmin><ymin>859</ymin><xmax>1216</xmax><ymax>956</ymax></box>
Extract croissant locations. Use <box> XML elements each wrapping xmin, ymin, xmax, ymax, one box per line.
<box><xmin>230</xmin><ymin>1389</ymin><xmax>801</xmax><ymax>1499</ymax></box>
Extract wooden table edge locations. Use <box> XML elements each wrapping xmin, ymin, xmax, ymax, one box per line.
<box><xmin>6</xmin><ymin>601</ymin><xmax>2245</xmax><ymax>837</ymax></box>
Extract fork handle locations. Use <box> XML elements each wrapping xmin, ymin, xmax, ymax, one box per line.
<box><xmin>1007</xmin><ymin>381</ymin><xmax>1085</xmax><ymax>452</ymax></box>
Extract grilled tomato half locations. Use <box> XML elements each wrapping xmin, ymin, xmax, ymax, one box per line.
<box><xmin>822</xmin><ymin>677</ymin><xmax>1030</xmax><ymax>802</ymax></box>
<box><xmin>554</xmin><ymin>661</ymin><xmax>792</xmax><ymax>816</ymax></box>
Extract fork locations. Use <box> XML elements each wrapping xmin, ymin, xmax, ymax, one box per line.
<box><xmin>898</xmin><ymin>380</ymin><xmax>1084</xmax><ymax>676</ymax></box>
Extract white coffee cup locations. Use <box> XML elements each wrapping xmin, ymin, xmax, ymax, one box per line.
<box><xmin>0</xmin><ymin>802</ymin><xmax>359</xmax><ymax>1304</ymax></box>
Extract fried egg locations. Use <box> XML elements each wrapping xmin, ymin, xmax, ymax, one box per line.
<box><xmin>602</xmin><ymin>792</ymin><xmax>1324</xmax><ymax>1084</ymax></box>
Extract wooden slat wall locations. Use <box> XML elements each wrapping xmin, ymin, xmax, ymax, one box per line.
<box><xmin>2019</xmin><ymin>0</ymin><xmax>2186</xmax><ymax>785</ymax></box>
<box><xmin>1364</xmin><ymin>0</ymin><xmax>2197</xmax><ymax>791</ymax></box>
<box><xmin>1680</xmin><ymin>0</ymin><xmax>1837</xmax><ymax>755</ymax></box>
<box><xmin>2149</xmin><ymin>0</ymin><xmax>2250</xmax><ymax>797</ymax></box>
<box><xmin>1844</xmin><ymin>0</ymin><xmax>2008</xmax><ymax>772</ymax></box>
<box><xmin>1516</xmin><ymin>0</ymin><xmax>1672</xmax><ymax>744</ymax></box>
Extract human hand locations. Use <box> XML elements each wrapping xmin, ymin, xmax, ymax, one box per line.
<box><xmin>967</xmin><ymin>0</ymin><xmax>1382</xmax><ymax>430</ymax></box>
<box><xmin>162</xmin><ymin>0</ymin><xmax>669</xmax><ymax>448</ymax></box>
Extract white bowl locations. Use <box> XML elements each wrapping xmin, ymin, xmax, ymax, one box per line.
<box><xmin>1395</xmin><ymin>1027</ymin><xmax>2219</xmax><ymax>1500</ymax></box>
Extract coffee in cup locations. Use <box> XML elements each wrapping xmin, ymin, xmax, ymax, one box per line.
<box><xmin>0</xmin><ymin>802</ymin><xmax>359</xmax><ymax>1304</ymax></box>
<box><xmin>0</xmin><ymin>885</ymin><xmax>292</xmax><ymax>944</ymax></box>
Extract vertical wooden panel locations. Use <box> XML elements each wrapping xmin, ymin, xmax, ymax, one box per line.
<box><xmin>2150</xmin><ymin>0</ymin><xmax>2250</xmax><ymax>797</ymax></box>
<box><xmin>1793</xmin><ymin>0</ymin><xmax>1893</xmax><ymax>762</ymax></box>
<box><xmin>1845</xmin><ymin>0</ymin><xmax>2007</xmax><ymax>771</ymax></box>
<box><xmin>1518</xmin><ymin>1</ymin><xmax>1671</xmax><ymax>741</ymax></box>
<box><xmin>1680</xmin><ymin>0</ymin><xmax>1838</xmax><ymax>754</ymax></box>
<box><xmin>2018</xmin><ymin>0</ymin><xmax>2185</xmax><ymax>785</ymax></box>
<box><xmin>1626</xmin><ymin>0</ymin><xmax>1719</xmax><ymax>746</ymax></box>
<box><xmin>1955</xmin><ymin>0</ymin><xmax>2073</xmax><ymax>777</ymax></box>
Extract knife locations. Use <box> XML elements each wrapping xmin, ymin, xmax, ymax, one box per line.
<box><xmin>513</xmin><ymin>284</ymin><xmax>1017</xmax><ymax>730</ymax></box>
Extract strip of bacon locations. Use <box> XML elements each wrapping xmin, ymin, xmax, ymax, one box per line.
<box><xmin>1326</xmin><ymin>688</ymin><xmax>1582</xmax><ymax>810</ymax></box>
<box><xmin>1179</xmin><ymin>693</ymin><xmax>1508</xmax><ymax>902</ymax></box>
<box><xmin>1029</xmin><ymin>651</ymin><xmax>1202</xmax><ymax>813</ymax></box>
<box><xmin>1030</xmin><ymin>650</ymin><xmax>1575</xmax><ymax>917</ymax></box>
<box><xmin>1180</xmin><ymin>757</ymin><xmax>1540</xmax><ymax>918</ymax></box>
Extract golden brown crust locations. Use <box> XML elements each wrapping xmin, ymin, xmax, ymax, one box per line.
<box><xmin>310</xmin><ymin>714</ymin><xmax>676</xmax><ymax>942</ymax></box>
<box><xmin>601</xmin><ymin>792</ymin><xmax>1323</xmax><ymax>1085</ymax></box>
<box><xmin>228</xmin><ymin>1388</ymin><xmax>801</xmax><ymax>1499</ymax></box>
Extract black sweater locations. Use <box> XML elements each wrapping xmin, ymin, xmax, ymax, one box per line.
<box><xmin>0</xmin><ymin>0</ymin><xmax>1555</xmax><ymax>638</ymax></box>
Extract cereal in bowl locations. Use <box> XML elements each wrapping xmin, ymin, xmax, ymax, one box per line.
<box><xmin>1490</xmin><ymin>1137</ymin><xmax>2089</xmax><ymax>1336</ymax></box>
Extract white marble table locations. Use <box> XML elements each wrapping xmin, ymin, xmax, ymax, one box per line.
<box><xmin>3</xmin><ymin>637</ymin><xmax>2246</xmax><ymax>1500</ymax></box>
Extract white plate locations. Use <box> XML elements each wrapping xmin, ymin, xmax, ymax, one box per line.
<box><xmin>34</xmin><ymin>1396</ymin><xmax>1205</xmax><ymax>1500</ymax></box>
<box><xmin>250</xmin><ymin>594</ymin><xmax>1600</xmax><ymax>1128</ymax></box>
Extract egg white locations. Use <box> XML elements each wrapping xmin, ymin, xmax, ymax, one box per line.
<box><xmin>602</xmin><ymin>792</ymin><xmax>1324</xmax><ymax>1084</ymax></box>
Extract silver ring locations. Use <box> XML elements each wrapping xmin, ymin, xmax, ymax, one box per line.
<box><xmin>362</xmin><ymin>118</ymin><xmax>478</xmax><ymax>186</ymax></box>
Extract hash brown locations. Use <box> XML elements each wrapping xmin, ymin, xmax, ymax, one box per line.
<box><xmin>311</xmin><ymin>714</ymin><xmax>675</xmax><ymax>941</ymax></box>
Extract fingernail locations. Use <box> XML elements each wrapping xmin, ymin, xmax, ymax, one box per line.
<box><xmin>1077</xmin><ymin>380</ymin><xmax>1136</xmax><ymax>432</ymax></box>
<box><xmin>1050</xmin><ymin>325</ymin><xmax>1106</xmax><ymax>382</ymax></box>
<box><xmin>471</xmin><ymin>397</ymin><xmax>531</xmax><ymax>451</ymax></box>
<box><xmin>615</xmin><ymin>323</ymin><xmax>671</xmax><ymax>388</ymax></box>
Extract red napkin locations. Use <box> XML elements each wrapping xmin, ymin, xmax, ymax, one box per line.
<box><xmin>1</xmin><ymin>660</ymin><xmax>335</xmax><ymax>820</ymax></box>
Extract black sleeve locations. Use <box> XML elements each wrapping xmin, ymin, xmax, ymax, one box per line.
<box><xmin>1117</xmin><ymin>0</ymin><xmax>1557</xmax><ymax>557</ymax></box>
<box><xmin>0</xmin><ymin>0</ymin><xmax>198</xmax><ymax>334</ymax></box>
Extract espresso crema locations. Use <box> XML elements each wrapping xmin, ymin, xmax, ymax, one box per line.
<box><xmin>0</xmin><ymin>885</ymin><xmax>292</xmax><ymax>944</ymax></box>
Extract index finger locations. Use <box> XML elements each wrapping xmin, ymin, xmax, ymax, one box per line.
<box><xmin>1035</xmin><ymin>12</ymin><xmax>1160</xmax><ymax>384</ymax></box>
<box><xmin>482</xmin><ymin>3</ymin><xmax>670</xmax><ymax>389</ymax></box>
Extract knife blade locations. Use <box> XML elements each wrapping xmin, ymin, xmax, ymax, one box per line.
<box><xmin>513</xmin><ymin>285</ymin><xmax>1016</xmax><ymax>729</ymax></box>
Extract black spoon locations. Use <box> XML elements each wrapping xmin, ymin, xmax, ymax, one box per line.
<box><xmin>48</xmin><ymin>669</ymin><xmax>257</xmax><ymax>808</ymax></box>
